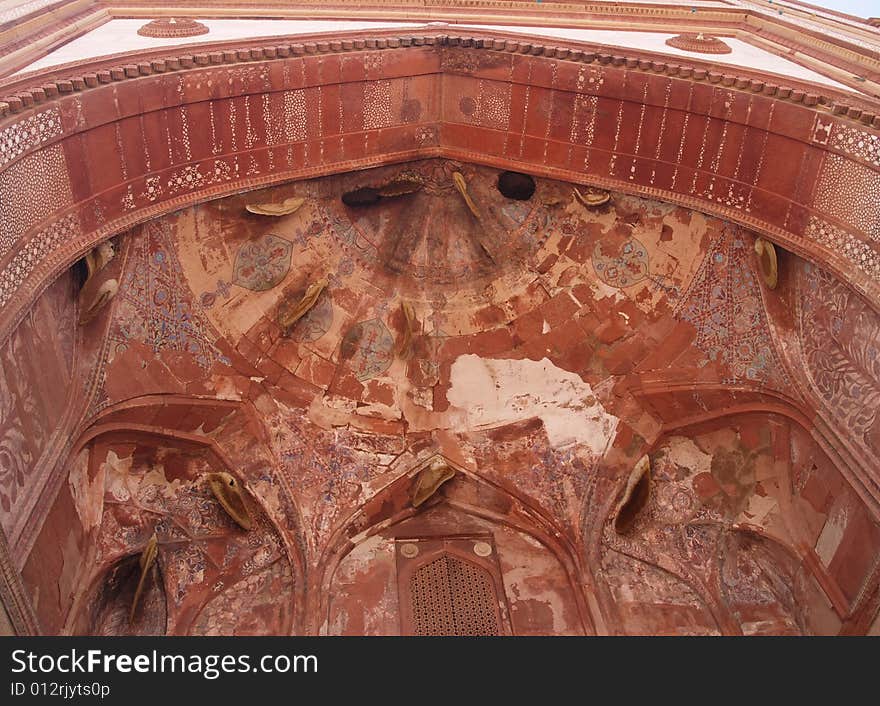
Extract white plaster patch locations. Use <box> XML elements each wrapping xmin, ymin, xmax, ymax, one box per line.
<box><xmin>18</xmin><ymin>19</ymin><xmax>859</xmax><ymax>95</ymax></box>
<box><xmin>209</xmin><ymin>376</ymin><xmax>244</xmax><ymax>401</ymax></box>
<box><xmin>500</xmin><ymin>552</ymin><xmax>567</xmax><ymax>632</ymax></box>
<box><xmin>348</xmin><ymin>534</ymin><xmax>390</xmax><ymax>567</ymax></box>
<box><xmin>815</xmin><ymin>506</ymin><xmax>848</xmax><ymax>568</ymax></box>
<box><xmin>741</xmin><ymin>619</ymin><xmax>785</xmax><ymax>636</ymax></box>
<box><xmin>17</xmin><ymin>19</ymin><xmax>423</xmax><ymax>73</ymax></box>
<box><xmin>102</xmin><ymin>450</ymin><xmax>133</xmax><ymax>502</ymax></box>
<box><xmin>661</xmin><ymin>436</ymin><xmax>713</xmax><ymax>479</ymax></box>
<box><xmin>738</xmin><ymin>492</ymin><xmax>779</xmax><ymax>529</ymax></box>
<box><xmin>59</xmin><ymin>532</ymin><xmax>82</xmax><ymax>610</ymax></box>
<box><xmin>354</xmin><ymin>401</ymin><xmax>402</xmax><ymax>420</ymax></box>
<box><xmin>446</xmin><ymin>355</ymin><xmax>618</xmax><ymax>452</ymax></box>
<box><xmin>68</xmin><ymin>448</ymin><xmax>104</xmax><ymax>532</ymax></box>
<box><xmin>589</xmin><ymin>278</ymin><xmax>626</xmax><ymax>304</ymax></box>
<box><xmin>465</xmin><ymin>25</ymin><xmax>859</xmax><ymax>93</ymax></box>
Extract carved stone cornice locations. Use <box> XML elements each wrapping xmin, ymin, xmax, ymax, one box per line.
<box><xmin>1</xmin><ymin>0</ymin><xmax>876</xmax><ymax>104</ymax></box>
<box><xmin>0</xmin><ymin>9</ymin><xmax>107</xmax><ymax>78</ymax></box>
<box><xmin>2</xmin><ymin>30</ymin><xmax>877</xmax><ymax>120</ymax></box>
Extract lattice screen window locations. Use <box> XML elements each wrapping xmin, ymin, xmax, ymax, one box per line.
<box><xmin>397</xmin><ymin>538</ymin><xmax>507</xmax><ymax>636</ymax></box>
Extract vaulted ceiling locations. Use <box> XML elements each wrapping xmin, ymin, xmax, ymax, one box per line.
<box><xmin>0</xmin><ymin>7</ymin><xmax>878</xmax><ymax>636</ymax></box>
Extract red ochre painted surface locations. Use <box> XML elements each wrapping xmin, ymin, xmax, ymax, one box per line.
<box><xmin>0</xmin><ymin>30</ymin><xmax>878</xmax><ymax>636</ymax></box>
<box><xmin>3</xmin><ymin>159</ymin><xmax>877</xmax><ymax>635</ymax></box>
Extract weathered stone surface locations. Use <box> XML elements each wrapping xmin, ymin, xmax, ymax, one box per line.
<box><xmin>4</xmin><ymin>159</ymin><xmax>880</xmax><ymax>636</ymax></box>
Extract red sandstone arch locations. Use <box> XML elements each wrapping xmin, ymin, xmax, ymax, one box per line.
<box><xmin>1</xmin><ymin>23</ymin><xmax>879</xmax><ymax>637</ymax></box>
<box><xmin>71</xmin><ymin>551</ymin><xmax>169</xmax><ymax>636</ymax></box>
<box><xmin>313</xmin><ymin>452</ymin><xmax>598</xmax><ymax>635</ymax></box>
<box><xmin>633</xmin><ymin>383</ymin><xmax>879</xmax><ymax>517</ymax></box>
<box><xmin>0</xmin><ymin>25</ymin><xmax>878</xmax><ymax>350</ymax></box>
<box><xmin>591</xmin><ymin>405</ymin><xmax>879</xmax><ymax>633</ymax></box>
<box><xmin>58</xmin><ymin>395</ymin><xmax>309</xmax><ymax>634</ymax></box>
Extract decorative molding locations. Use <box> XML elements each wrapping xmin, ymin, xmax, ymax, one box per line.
<box><xmin>136</xmin><ymin>17</ymin><xmax>209</xmax><ymax>39</ymax></box>
<box><xmin>1</xmin><ymin>31</ymin><xmax>876</xmax><ymax>122</ymax></box>
<box><xmin>665</xmin><ymin>33</ymin><xmax>732</xmax><ymax>55</ymax></box>
<box><xmin>0</xmin><ymin>31</ymin><xmax>875</xmax><ymax>353</ymax></box>
<box><xmin>2</xmin><ymin>0</ymin><xmax>876</xmax><ymax>98</ymax></box>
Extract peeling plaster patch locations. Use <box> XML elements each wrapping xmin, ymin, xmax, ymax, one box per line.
<box><xmin>815</xmin><ymin>507</ymin><xmax>848</xmax><ymax>567</ymax></box>
<box><xmin>102</xmin><ymin>449</ymin><xmax>187</xmax><ymax>505</ymax></box>
<box><xmin>501</xmin><ymin>550</ymin><xmax>568</xmax><ymax>634</ymax></box>
<box><xmin>59</xmin><ymin>532</ymin><xmax>81</xmax><ymax>609</ymax></box>
<box><xmin>447</xmin><ymin>355</ymin><xmax>618</xmax><ymax>452</ymax></box>
<box><xmin>68</xmin><ymin>449</ymin><xmax>104</xmax><ymax>532</ymax></box>
<box><xmin>141</xmin><ymin>465</ymin><xmax>185</xmax><ymax>499</ymax></box>
<box><xmin>661</xmin><ymin>436</ymin><xmax>713</xmax><ymax>477</ymax></box>
<box><xmin>346</xmin><ymin>534</ymin><xmax>387</xmax><ymax>567</ymax></box>
<box><xmin>589</xmin><ymin>278</ymin><xmax>626</xmax><ymax>303</ymax></box>
<box><xmin>738</xmin><ymin>492</ymin><xmax>779</xmax><ymax>529</ymax></box>
<box><xmin>354</xmin><ymin>402</ymin><xmax>401</xmax><ymax>420</ymax></box>
<box><xmin>742</xmin><ymin>619</ymin><xmax>783</xmax><ymax>636</ymax></box>
<box><xmin>102</xmin><ymin>451</ymin><xmax>134</xmax><ymax>502</ymax></box>
<box><xmin>209</xmin><ymin>378</ymin><xmax>244</xmax><ymax>401</ymax></box>
<box><xmin>520</xmin><ymin>533</ymin><xmax>544</xmax><ymax>549</ymax></box>
<box><xmin>616</xmin><ymin>580</ymin><xmax>636</xmax><ymax>603</ymax></box>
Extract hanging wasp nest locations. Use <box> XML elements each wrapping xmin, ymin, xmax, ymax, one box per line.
<box><xmin>137</xmin><ymin>18</ymin><xmax>210</xmax><ymax>38</ymax></box>
<box><xmin>573</xmin><ymin>186</ymin><xmax>611</xmax><ymax>208</ymax></box>
<box><xmin>754</xmin><ymin>238</ymin><xmax>779</xmax><ymax>290</ymax></box>
<box><xmin>206</xmin><ymin>472</ymin><xmax>253</xmax><ymax>530</ymax></box>
<box><xmin>411</xmin><ymin>457</ymin><xmax>456</xmax><ymax>508</ymax></box>
<box><xmin>341</xmin><ymin>179</ymin><xmax>423</xmax><ymax>207</ymax></box>
<box><xmin>665</xmin><ymin>33</ymin><xmax>732</xmax><ymax>55</ymax></box>
<box><xmin>246</xmin><ymin>196</ymin><xmax>305</xmax><ymax>217</ymax></box>
<box><xmin>452</xmin><ymin>171</ymin><xmax>481</xmax><ymax>219</ymax></box>
<box><xmin>398</xmin><ymin>301</ymin><xmax>417</xmax><ymax>359</ymax></box>
<box><xmin>77</xmin><ymin>241</ymin><xmax>118</xmax><ymax>326</ymax></box>
<box><xmin>129</xmin><ymin>533</ymin><xmax>159</xmax><ymax>626</ymax></box>
<box><xmin>277</xmin><ymin>276</ymin><xmax>328</xmax><ymax>335</ymax></box>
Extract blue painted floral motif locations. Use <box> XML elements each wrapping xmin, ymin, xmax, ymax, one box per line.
<box><xmin>592</xmin><ymin>237</ymin><xmax>649</xmax><ymax>288</ymax></box>
<box><xmin>232</xmin><ymin>233</ymin><xmax>292</xmax><ymax>291</ymax></box>
<box><xmin>341</xmin><ymin>318</ymin><xmax>395</xmax><ymax>381</ymax></box>
<box><xmin>675</xmin><ymin>227</ymin><xmax>789</xmax><ymax>388</ymax></box>
<box><xmin>109</xmin><ymin>221</ymin><xmax>229</xmax><ymax>370</ymax></box>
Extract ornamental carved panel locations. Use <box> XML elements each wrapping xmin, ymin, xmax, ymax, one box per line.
<box><xmin>396</xmin><ymin>536</ymin><xmax>511</xmax><ymax>636</ymax></box>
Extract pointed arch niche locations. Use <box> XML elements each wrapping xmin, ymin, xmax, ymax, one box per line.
<box><xmin>21</xmin><ymin>395</ymin><xmax>306</xmax><ymax>635</ymax></box>
<box><xmin>321</xmin><ymin>455</ymin><xmax>592</xmax><ymax>636</ymax></box>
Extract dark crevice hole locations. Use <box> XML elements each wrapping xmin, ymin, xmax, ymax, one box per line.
<box><xmin>497</xmin><ymin>171</ymin><xmax>536</xmax><ymax>200</ymax></box>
